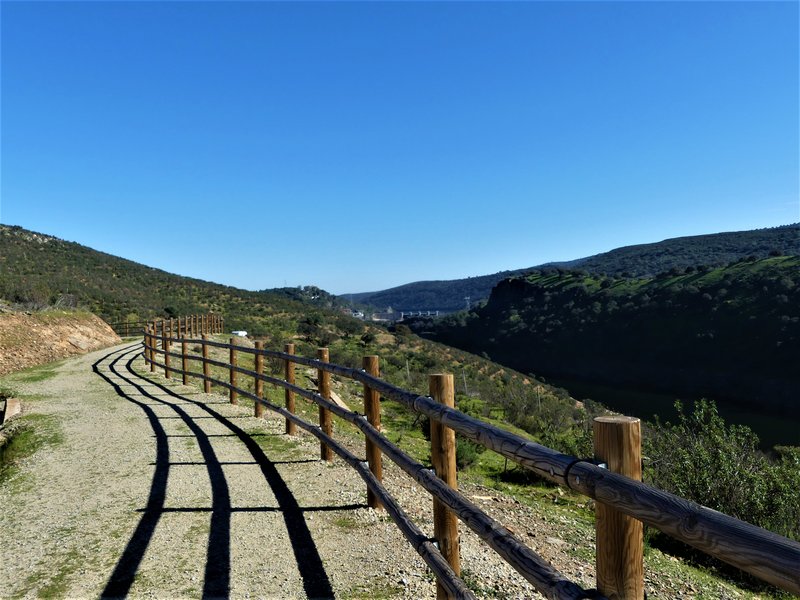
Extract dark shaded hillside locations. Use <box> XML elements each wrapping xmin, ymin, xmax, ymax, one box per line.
<box><xmin>412</xmin><ymin>256</ymin><xmax>800</xmax><ymax>416</ymax></box>
<box><xmin>346</xmin><ymin>269</ymin><xmax>527</xmax><ymax>312</ymax></box>
<box><xmin>552</xmin><ymin>224</ymin><xmax>799</xmax><ymax>277</ymax></box>
<box><xmin>347</xmin><ymin>224</ymin><xmax>799</xmax><ymax>311</ymax></box>
<box><xmin>0</xmin><ymin>224</ymin><xmax>341</xmax><ymax>333</ymax></box>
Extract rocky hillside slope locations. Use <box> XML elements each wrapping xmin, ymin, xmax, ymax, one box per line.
<box><xmin>0</xmin><ymin>307</ymin><xmax>120</xmax><ymax>376</ymax></box>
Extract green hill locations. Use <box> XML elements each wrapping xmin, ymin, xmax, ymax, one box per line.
<box><xmin>347</xmin><ymin>224</ymin><xmax>799</xmax><ymax>311</ymax></box>
<box><xmin>0</xmin><ymin>223</ymin><xmax>594</xmax><ymax>452</ymax></box>
<box><xmin>0</xmin><ymin>224</ymin><xmax>343</xmax><ymax>335</ymax></box>
<box><xmin>3</xmin><ymin>223</ymin><xmax>799</xmax><ymax>559</ymax></box>
<box><xmin>412</xmin><ymin>256</ymin><xmax>800</xmax><ymax>423</ymax></box>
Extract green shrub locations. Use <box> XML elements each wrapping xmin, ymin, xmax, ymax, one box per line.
<box><xmin>456</xmin><ymin>436</ymin><xmax>485</xmax><ymax>469</ymax></box>
<box><xmin>645</xmin><ymin>400</ymin><xmax>800</xmax><ymax>541</ymax></box>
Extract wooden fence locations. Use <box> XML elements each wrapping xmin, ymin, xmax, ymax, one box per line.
<box><xmin>141</xmin><ymin>315</ymin><xmax>800</xmax><ymax>600</ymax></box>
<box><xmin>107</xmin><ymin>314</ymin><xmax>224</xmax><ymax>337</ymax></box>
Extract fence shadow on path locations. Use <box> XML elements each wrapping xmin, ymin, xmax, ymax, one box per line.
<box><xmin>93</xmin><ymin>345</ymin><xmax>339</xmax><ymax>599</ymax></box>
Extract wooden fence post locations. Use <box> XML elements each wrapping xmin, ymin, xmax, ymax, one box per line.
<box><xmin>285</xmin><ymin>343</ymin><xmax>296</xmax><ymax>435</ymax></box>
<box><xmin>254</xmin><ymin>341</ymin><xmax>264</xmax><ymax>418</ymax></box>
<box><xmin>363</xmin><ymin>355</ymin><xmax>382</xmax><ymax>509</ymax></box>
<box><xmin>202</xmin><ymin>334</ymin><xmax>211</xmax><ymax>393</ymax></box>
<box><xmin>143</xmin><ymin>326</ymin><xmax>149</xmax><ymax>366</ymax></box>
<box><xmin>164</xmin><ymin>336</ymin><xmax>171</xmax><ymax>379</ymax></box>
<box><xmin>317</xmin><ymin>348</ymin><xmax>333</xmax><ymax>461</ymax></box>
<box><xmin>429</xmin><ymin>373</ymin><xmax>460</xmax><ymax>599</ymax></box>
<box><xmin>594</xmin><ymin>416</ymin><xmax>644</xmax><ymax>600</ymax></box>
<box><xmin>150</xmin><ymin>325</ymin><xmax>156</xmax><ymax>372</ymax></box>
<box><xmin>143</xmin><ymin>326</ymin><xmax>149</xmax><ymax>363</ymax></box>
<box><xmin>181</xmin><ymin>338</ymin><xmax>189</xmax><ymax>386</ymax></box>
<box><xmin>229</xmin><ymin>337</ymin><xmax>238</xmax><ymax>405</ymax></box>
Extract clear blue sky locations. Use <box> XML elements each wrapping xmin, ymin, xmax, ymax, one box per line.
<box><xmin>2</xmin><ymin>1</ymin><xmax>797</xmax><ymax>295</ymax></box>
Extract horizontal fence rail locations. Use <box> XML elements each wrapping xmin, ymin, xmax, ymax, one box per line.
<box><xmin>108</xmin><ymin>314</ymin><xmax>224</xmax><ymax>337</ymax></box>
<box><xmin>141</xmin><ymin>316</ymin><xmax>800</xmax><ymax>599</ymax></box>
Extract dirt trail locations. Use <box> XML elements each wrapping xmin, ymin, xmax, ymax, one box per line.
<box><xmin>0</xmin><ymin>343</ymin><xmax>446</xmax><ymax>599</ymax></box>
<box><xmin>0</xmin><ymin>342</ymin><xmax>766</xmax><ymax>600</ymax></box>
<box><xmin>0</xmin><ymin>342</ymin><xmax>604</xmax><ymax>599</ymax></box>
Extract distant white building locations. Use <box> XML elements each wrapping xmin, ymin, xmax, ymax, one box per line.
<box><xmin>232</xmin><ymin>330</ymin><xmax>248</xmax><ymax>337</ymax></box>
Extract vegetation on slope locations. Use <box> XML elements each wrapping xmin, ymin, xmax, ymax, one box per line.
<box><xmin>346</xmin><ymin>224</ymin><xmax>799</xmax><ymax>311</ymax></box>
<box><xmin>2</xmin><ymin>223</ymin><xmax>798</xmax><ymax>593</ymax></box>
<box><xmin>551</xmin><ymin>223</ymin><xmax>799</xmax><ymax>277</ymax></box>
<box><xmin>414</xmin><ymin>256</ymin><xmax>800</xmax><ymax>416</ymax></box>
<box><xmin>0</xmin><ymin>225</ymin><xmax>343</xmax><ymax>327</ymax></box>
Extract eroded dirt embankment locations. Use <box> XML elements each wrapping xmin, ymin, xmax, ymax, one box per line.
<box><xmin>0</xmin><ymin>309</ymin><xmax>121</xmax><ymax>376</ymax></box>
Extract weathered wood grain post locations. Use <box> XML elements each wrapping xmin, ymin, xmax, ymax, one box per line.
<box><xmin>284</xmin><ymin>343</ymin><xmax>296</xmax><ymax>435</ymax></box>
<box><xmin>229</xmin><ymin>337</ymin><xmax>238</xmax><ymax>405</ymax></box>
<box><xmin>164</xmin><ymin>335</ymin><xmax>171</xmax><ymax>379</ymax></box>
<box><xmin>594</xmin><ymin>416</ymin><xmax>644</xmax><ymax>600</ymax></box>
<box><xmin>363</xmin><ymin>355</ymin><xmax>382</xmax><ymax>509</ymax></box>
<box><xmin>143</xmin><ymin>325</ymin><xmax>149</xmax><ymax>366</ymax></box>
<box><xmin>181</xmin><ymin>338</ymin><xmax>189</xmax><ymax>385</ymax></box>
<box><xmin>149</xmin><ymin>325</ymin><xmax>156</xmax><ymax>372</ymax></box>
<box><xmin>220</xmin><ymin>316</ymin><xmax>224</xmax><ymax>334</ymax></box>
<box><xmin>429</xmin><ymin>374</ymin><xmax>460</xmax><ymax>599</ymax></box>
<box><xmin>317</xmin><ymin>348</ymin><xmax>333</xmax><ymax>461</ymax></box>
<box><xmin>254</xmin><ymin>341</ymin><xmax>264</xmax><ymax>418</ymax></box>
<box><xmin>202</xmin><ymin>334</ymin><xmax>211</xmax><ymax>393</ymax></box>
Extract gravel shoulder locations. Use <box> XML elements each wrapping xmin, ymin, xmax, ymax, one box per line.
<box><xmin>0</xmin><ymin>343</ymin><xmax>772</xmax><ymax>599</ymax></box>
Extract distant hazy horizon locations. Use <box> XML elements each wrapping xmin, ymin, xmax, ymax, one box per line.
<box><xmin>2</xmin><ymin>2</ymin><xmax>797</xmax><ymax>295</ymax></box>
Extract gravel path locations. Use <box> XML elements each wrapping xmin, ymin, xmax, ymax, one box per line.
<box><xmin>0</xmin><ymin>343</ymin><xmax>567</xmax><ymax>599</ymax></box>
<box><xmin>0</xmin><ymin>342</ymin><xmax>769</xmax><ymax>600</ymax></box>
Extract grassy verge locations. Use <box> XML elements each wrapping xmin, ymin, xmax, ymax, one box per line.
<box><xmin>0</xmin><ymin>412</ymin><xmax>63</xmax><ymax>486</ymax></box>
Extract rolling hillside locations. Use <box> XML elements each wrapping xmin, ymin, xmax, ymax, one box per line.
<box><xmin>0</xmin><ymin>223</ymin><xmax>595</xmax><ymax>455</ymax></box>
<box><xmin>0</xmin><ymin>224</ymin><xmax>343</xmax><ymax>335</ymax></box>
<box><xmin>3</xmin><ymin>223</ymin><xmax>799</xmax><ymax>566</ymax></box>
<box><xmin>347</xmin><ymin>224</ymin><xmax>800</xmax><ymax>311</ymax></box>
<box><xmin>410</xmin><ymin>256</ymin><xmax>800</xmax><ymax>421</ymax></box>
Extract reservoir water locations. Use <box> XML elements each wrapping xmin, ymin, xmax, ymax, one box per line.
<box><xmin>548</xmin><ymin>377</ymin><xmax>800</xmax><ymax>451</ymax></box>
